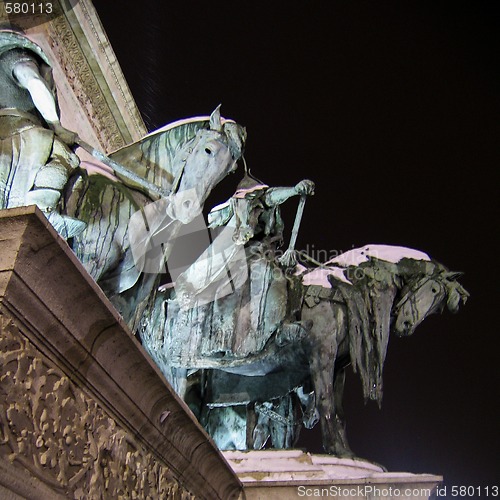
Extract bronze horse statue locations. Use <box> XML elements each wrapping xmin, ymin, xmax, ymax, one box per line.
<box><xmin>138</xmin><ymin>184</ymin><xmax>469</xmax><ymax>456</ymax></box>
<box><xmin>63</xmin><ymin>106</ymin><xmax>246</xmax><ymax>330</ymax></box>
<box><xmin>196</xmin><ymin>251</ymin><xmax>468</xmax><ymax>455</ymax></box>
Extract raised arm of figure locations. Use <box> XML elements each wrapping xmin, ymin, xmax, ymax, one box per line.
<box><xmin>12</xmin><ymin>59</ymin><xmax>59</xmax><ymax>122</ymax></box>
<box><xmin>263</xmin><ymin>179</ymin><xmax>315</xmax><ymax>207</ymax></box>
<box><xmin>12</xmin><ymin>59</ymin><xmax>76</xmax><ymax>144</ymax></box>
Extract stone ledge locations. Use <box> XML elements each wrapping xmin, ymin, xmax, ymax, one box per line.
<box><xmin>0</xmin><ymin>206</ymin><xmax>242</xmax><ymax>499</ymax></box>
<box><xmin>224</xmin><ymin>450</ymin><xmax>441</xmax><ymax>499</ymax></box>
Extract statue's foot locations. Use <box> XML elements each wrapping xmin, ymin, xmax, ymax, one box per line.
<box><xmin>275</xmin><ymin>320</ymin><xmax>313</xmax><ymax>346</ymax></box>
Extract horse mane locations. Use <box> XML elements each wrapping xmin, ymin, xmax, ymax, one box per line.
<box><xmin>332</xmin><ymin>258</ymin><xmax>433</xmax><ymax>405</ymax></box>
<box><xmin>107</xmin><ymin>117</ymin><xmax>246</xmax><ymax>198</ymax></box>
<box><xmin>109</xmin><ymin>120</ymin><xmax>210</xmax><ymax>193</ymax></box>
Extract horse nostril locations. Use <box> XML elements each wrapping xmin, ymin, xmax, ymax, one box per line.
<box><xmin>183</xmin><ymin>200</ymin><xmax>192</xmax><ymax>209</ymax></box>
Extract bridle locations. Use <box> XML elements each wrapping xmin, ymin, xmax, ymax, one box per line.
<box><xmin>169</xmin><ymin>129</ymin><xmax>230</xmax><ymax>196</ymax></box>
<box><xmin>393</xmin><ymin>274</ymin><xmax>445</xmax><ymax>316</ymax></box>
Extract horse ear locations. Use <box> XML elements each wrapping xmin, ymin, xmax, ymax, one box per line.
<box><xmin>207</xmin><ymin>201</ymin><xmax>234</xmax><ymax>228</ymax></box>
<box><xmin>443</xmin><ymin>271</ymin><xmax>464</xmax><ymax>281</ymax></box>
<box><xmin>210</xmin><ymin>104</ymin><xmax>223</xmax><ymax>132</ymax></box>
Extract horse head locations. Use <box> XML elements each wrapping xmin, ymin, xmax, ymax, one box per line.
<box><xmin>168</xmin><ymin>106</ymin><xmax>246</xmax><ymax>223</ymax></box>
<box><xmin>393</xmin><ymin>268</ymin><xmax>469</xmax><ymax>336</ymax></box>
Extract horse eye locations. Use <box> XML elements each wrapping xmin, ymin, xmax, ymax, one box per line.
<box><xmin>205</xmin><ymin>147</ymin><xmax>212</xmax><ymax>155</ymax></box>
<box><xmin>432</xmin><ymin>288</ymin><xmax>437</xmax><ymax>293</ymax></box>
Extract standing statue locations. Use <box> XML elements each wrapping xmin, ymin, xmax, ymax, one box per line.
<box><xmin>0</xmin><ymin>28</ymin><xmax>83</xmax><ymax>237</ymax></box>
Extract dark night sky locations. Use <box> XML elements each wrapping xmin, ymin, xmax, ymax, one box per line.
<box><xmin>92</xmin><ymin>0</ymin><xmax>498</xmax><ymax>490</ymax></box>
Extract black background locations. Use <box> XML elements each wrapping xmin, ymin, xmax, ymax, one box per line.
<box><xmin>92</xmin><ymin>0</ymin><xmax>498</xmax><ymax>491</ymax></box>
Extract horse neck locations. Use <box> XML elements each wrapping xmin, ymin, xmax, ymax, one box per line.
<box><xmin>151</xmin><ymin>121</ymin><xmax>210</xmax><ymax>193</ymax></box>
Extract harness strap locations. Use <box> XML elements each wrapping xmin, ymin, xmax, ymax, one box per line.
<box><xmin>170</xmin><ymin>159</ymin><xmax>186</xmax><ymax>195</ymax></box>
<box><xmin>255</xmin><ymin>403</ymin><xmax>296</xmax><ymax>427</ymax></box>
<box><xmin>394</xmin><ymin>275</ymin><xmax>434</xmax><ymax>312</ymax></box>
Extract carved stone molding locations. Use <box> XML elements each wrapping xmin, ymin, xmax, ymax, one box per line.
<box><xmin>0</xmin><ymin>311</ymin><xmax>194</xmax><ymax>499</ymax></box>
<box><xmin>47</xmin><ymin>9</ymin><xmax>125</xmax><ymax>151</ymax></box>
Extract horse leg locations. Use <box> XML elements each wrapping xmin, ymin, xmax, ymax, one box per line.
<box><xmin>303</xmin><ymin>301</ymin><xmax>350</xmax><ymax>456</ymax></box>
<box><xmin>332</xmin><ymin>367</ymin><xmax>354</xmax><ymax>456</ymax></box>
<box><xmin>252</xmin><ymin>403</ymin><xmax>271</xmax><ymax>449</ymax></box>
<box><xmin>168</xmin><ymin>367</ymin><xmax>188</xmax><ymax>399</ymax></box>
<box><xmin>295</xmin><ymin>386</ymin><xmax>320</xmax><ymax>429</ymax></box>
